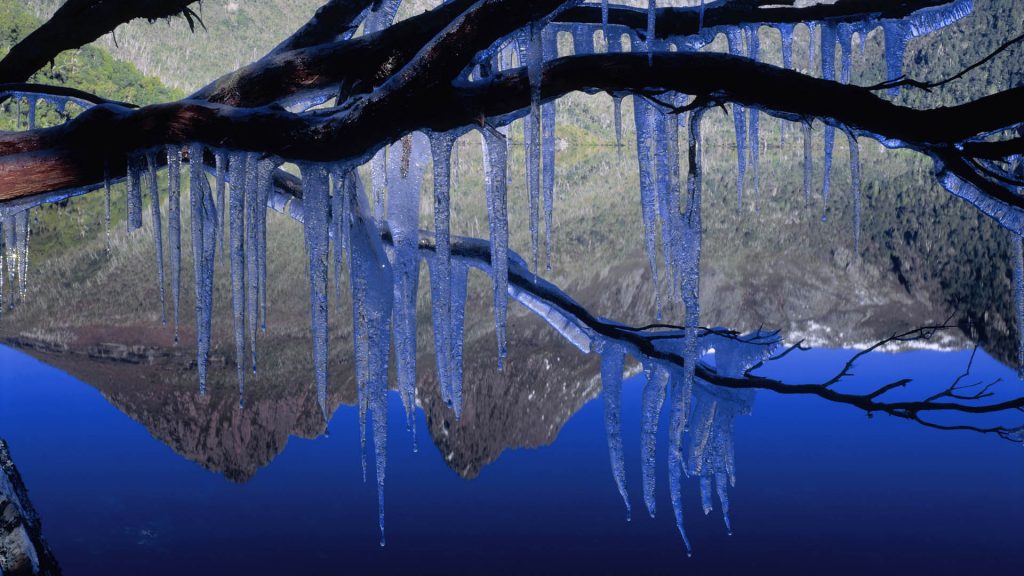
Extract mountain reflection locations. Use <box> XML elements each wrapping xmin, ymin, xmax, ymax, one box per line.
<box><xmin>1</xmin><ymin>143</ymin><xmax>1013</xmax><ymax>485</ymax></box>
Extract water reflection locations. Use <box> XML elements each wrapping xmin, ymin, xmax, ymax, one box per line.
<box><xmin>0</xmin><ymin>140</ymin><xmax>1021</xmax><ymax>569</ymax></box>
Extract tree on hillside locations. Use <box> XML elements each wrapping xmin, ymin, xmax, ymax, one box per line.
<box><xmin>0</xmin><ymin>0</ymin><xmax>1022</xmax><ymax>549</ymax></box>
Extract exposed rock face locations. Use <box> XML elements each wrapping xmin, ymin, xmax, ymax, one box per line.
<box><xmin>0</xmin><ymin>440</ymin><xmax>60</xmax><ymax>576</ymax></box>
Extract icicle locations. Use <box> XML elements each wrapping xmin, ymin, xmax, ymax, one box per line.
<box><xmin>803</xmin><ymin>120</ymin><xmax>813</xmax><ymax>207</ymax></box>
<box><xmin>167</xmin><ymin>145</ymin><xmax>183</xmax><ymax>344</ymax></box>
<box><xmin>14</xmin><ymin>211</ymin><xmax>29</xmax><ymax>303</ymax></box>
<box><xmin>640</xmin><ymin>363</ymin><xmax>668</xmax><ymax>518</ymax></box>
<box><xmin>572</xmin><ymin>25</ymin><xmax>593</xmax><ymax>56</ymax></box>
<box><xmin>301</xmin><ymin>164</ymin><xmax>332</xmax><ymax>421</ymax></box>
<box><xmin>820</xmin><ymin>24</ymin><xmax>838</xmax><ymax>220</ymax></box>
<box><xmin>779</xmin><ymin>24</ymin><xmax>795</xmax><ymax>144</ymax></box>
<box><xmin>601</xmin><ymin>0</ymin><xmax>609</xmax><ymax>42</ymax></box>
<box><xmin>647</xmin><ymin>1</ymin><xmax>656</xmax><ymax>63</ymax></box>
<box><xmin>883</xmin><ymin>20</ymin><xmax>909</xmax><ymax>97</ymax></box>
<box><xmin>542</xmin><ymin>28</ymin><xmax>557</xmax><ymax>271</ymax></box>
<box><xmin>26</xmin><ymin>98</ymin><xmax>35</xmax><ymax>130</ymax></box>
<box><xmin>387</xmin><ymin>133</ymin><xmax>431</xmax><ymax>430</ymax></box>
<box><xmin>847</xmin><ymin>131</ymin><xmax>861</xmax><ymax>253</ymax></box>
<box><xmin>331</xmin><ymin>168</ymin><xmax>352</xmax><ymax>306</ymax></box>
<box><xmin>189</xmin><ymin>144</ymin><xmax>217</xmax><ymax>395</ymax></box>
<box><xmin>481</xmin><ymin>126</ymin><xmax>510</xmax><ymax>368</ymax></box>
<box><xmin>3</xmin><ymin>215</ymin><xmax>14</xmax><ymax>309</ymax></box>
<box><xmin>613</xmin><ymin>96</ymin><xmax>623</xmax><ymax>161</ymax></box>
<box><xmin>699</xmin><ymin>0</ymin><xmax>705</xmax><ymax>31</ymax></box>
<box><xmin>838</xmin><ymin>24</ymin><xmax>853</xmax><ymax>85</ymax></box>
<box><xmin>806</xmin><ymin>22</ymin><xmax>817</xmax><ymax>75</ymax></box>
<box><xmin>126</xmin><ymin>155</ymin><xmax>143</xmax><ymax>231</ymax></box>
<box><xmin>0</xmin><ymin>219</ymin><xmax>4</xmax><ymax>314</ymax></box>
<box><xmin>103</xmin><ymin>165</ymin><xmax>112</xmax><ymax>249</ymax></box>
<box><xmin>449</xmin><ymin>262</ymin><xmax>468</xmax><ymax>418</ymax></box>
<box><xmin>429</xmin><ymin>131</ymin><xmax>456</xmax><ymax>407</ymax></box>
<box><xmin>144</xmin><ymin>152</ymin><xmax>166</xmax><ymax>324</ymax></box>
<box><xmin>726</xmin><ymin>29</ymin><xmax>746</xmax><ymax>209</ymax></box>
<box><xmin>256</xmin><ymin>158</ymin><xmax>275</xmax><ymax>332</ymax></box>
<box><xmin>245</xmin><ymin>152</ymin><xmax>260</xmax><ymax>374</ymax></box>
<box><xmin>745</xmin><ymin>27</ymin><xmax>761</xmax><ymax>210</ymax></box>
<box><xmin>228</xmin><ymin>151</ymin><xmax>247</xmax><ymax>405</ymax></box>
<box><xmin>348</xmin><ymin>170</ymin><xmax>392</xmax><ymax>545</ymax></box>
<box><xmin>601</xmin><ymin>342</ymin><xmax>630</xmax><ymax>521</ymax></box>
<box><xmin>526</xmin><ymin>23</ymin><xmax>543</xmax><ymax>275</ymax></box>
<box><xmin>1016</xmin><ymin>234</ymin><xmax>1024</xmax><ymax>379</ymax></box>
<box><xmin>633</xmin><ymin>96</ymin><xmax>662</xmax><ymax>319</ymax></box>
<box><xmin>365</xmin><ymin>0</ymin><xmax>402</xmax><ymax>33</ymax></box>
<box><xmin>215</xmin><ymin>151</ymin><xmax>227</xmax><ymax>265</ymax></box>
<box><xmin>371</xmin><ymin>148</ymin><xmax>387</xmax><ymax>226</ymax></box>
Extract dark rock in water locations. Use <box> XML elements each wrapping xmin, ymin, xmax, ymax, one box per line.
<box><xmin>0</xmin><ymin>439</ymin><xmax>61</xmax><ymax>576</ymax></box>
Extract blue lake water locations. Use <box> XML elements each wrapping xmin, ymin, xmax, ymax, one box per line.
<box><xmin>1</xmin><ymin>344</ymin><xmax>1021</xmax><ymax>575</ymax></box>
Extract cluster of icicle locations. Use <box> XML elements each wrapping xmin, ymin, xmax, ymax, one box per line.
<box><xmin>5</xmin><ymin>0</ymin><xmax>1021</xmax><ymax>550</ymax></box>
<box><xmin>599</xmin><ymin>329</ymin><xmax>781</xmax><ymax>552</ymax></box>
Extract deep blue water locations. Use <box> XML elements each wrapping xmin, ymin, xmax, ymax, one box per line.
<box><xmin>1</xmin><ymin>344</ymin><xmax>1021</xmax><ymax>575</ymax></box>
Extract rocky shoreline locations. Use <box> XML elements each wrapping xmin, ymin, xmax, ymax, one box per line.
<box><xmin>0</xmin><ymin>439</ymin><xmax>60</xmax><ymax>576</ymax></box>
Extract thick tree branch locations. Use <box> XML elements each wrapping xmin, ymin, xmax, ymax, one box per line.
<box><xmin>0</xmin><ymin>0</ymin><xmax>203</xmax><ymax>83</ymax></box>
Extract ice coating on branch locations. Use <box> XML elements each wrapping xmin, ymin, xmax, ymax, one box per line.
<box><xmin>847</xmin><ymin>131</ymin><xmax>861</xmax><ymax>253</ymax></box>
<box><xmin>1015</xmin><ymin>234</ymin><xmax>1024</xmax><ymax>378</ymax></box>
<box><xmin>746</xmin><ymin>26</ymin><xmax>761</xmax><ymax>210</ymax></box>
<box><xmin>228</xmin><ymin>151</ymin><xmax>247</xmax><ymax>403</ymax></box>
<box><xmin>726</xmin><ymin>29</ymin><xmax>746</xmax><ymax>208</ymax></box>
<box><xmin>167</xmin><ymin>145</ymin><xmax>183</xmax><ymax>344</ymax></box>
<box><xmin>301</xmin><ymin>164</ymin><xmax>332</xmax><ymax>421</ymax></box>
<box><xmin>429</xmin><ymin>131</ymin><xmax>456</xmax><ymax>408</ymax></box>
<box><xmin>907</xmin><ymin>0</ymin><xmax>974</xmax><ymax>38</ymax></box>
<box><xmin>482</xmin><ymin>126</ymin><xmax>510</xmax><ymax>368</ymax></box>
<box><xmin>641</xmin><ymin>363</ymin><xmax>668</xmax><ymax>518</ymax></box>
<box><xmin>601</xmin><ymin>342</ymin><xmax>630</xmax><ymax>521</ymax></box>
<box><xmin>347</xmin><ymin>170</ymin><xmax>392</xmax><ymax>546</ymax></box>
<box><xmin>144</xmin><ymin>152</ymin><xmax>166</xmax><ymax>324</ymax></box>
<box><xmin>366</xmin><ymin>0</ymin><xmax>402</xmax><ymax>33</ymax></box>
<box><xmin>126</xmin><ymin>155</ymin><xmax>143</xmax><ymax>231</ymax></box>
<box><xmin>883</xmin><ymin>20</ymin><xmax>909</xmax><ymax>97</ymax></box>
<box><xmin>820</xmin><ymin>24</ymin><xmax>837</xmax><ymax>220</ymax></box>
<box><xmin>387</xmin><ymin>133</ymin><xmax>430</xmax><ymax>430</ymax></box>
<box><xmin>189</xmin><ymin>144</ymin><xmax>218</xmax><ymax>395</ymax></box>
<box><xmin>633</xmin><ymin>96</ymin><xmax>662</xmax><ymax>319</ymax></box>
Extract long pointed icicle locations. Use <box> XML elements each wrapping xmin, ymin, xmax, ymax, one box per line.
<box><xmin>848</xmin><ymin>131</ymin><xmax>862</xmax><ymax>253</ymax></box>
<box><xmin>301</xmin><ymin>164</ymin><xmax>332</xmax><ymax>422</ymax></box>
<box><xmin>104</xmin><ymin>165</ymin><xmax>112</xmax><ymax>249</ymax></box>
<box><xmin>3</xmin><ymin>215</ymin><xmax>14</xmax><ymax>309</ymax></box>
<box><xmin>228</xmin><ymin>151</ymin><xmax>247</xmax><ymax>405</ymax></box>
<box><xmin>0</xmin><ymin>219</ymin><xmax>4</xmax><ymax>314</ymax></box>
<box><xmin>429</xmin><ymin>131</ymin><xmax>456</xmax><ymax>407</ymax></box>
<box><xmin>167</xmin><ymin>145</ymin><xmax>183</xmax><ymax>344</ymax></box>
<box><xmin>633</xmin><ymin>96</ymin><xmax>662</xmax><ymax>319</ymax></box>
<box><xmin>189</xmin><ymin>143</ymin><xmax>217</xmax><ymax>395</ymax></box>
<box><xmin>601</xmin><ymin>0</ymin><xmax>609</xmax><ymax>41</ymax></box>
<box><xmin>387</xmin><ymin>133</ymin><xmax>430</xmax><ymax>433</ymax></box>
<box><xmin>449</xmin><ymin>262</ymin><xmax>468</xmax><ymax>418</ymax></box>
<box><xmin>215</xmin><ymin>150</ymin><xmax>227</xmax><ymax>265</ymax></box>
<box><xmin>347</xmin><ymin>170</ymin><xmax>393</xmax><ymax>546</ymax></box>
<box><xmin>526</xmin><ymin>24</ymin><xmax>543</xmax><ymax>276</ymax></box>
<box><xmin>601</xmin><ymin>342</ymin><xmax>631</xmax><ymax>521</ymax></box>
<box><xmin>803</xmin><ymin>120</ymin><xmax>813</xmax><ymax>207</ymax></box>
<box><xmin>371</xmin><ymin>148</ymin><xmax>387</xmax><ymax>226</ymax></box>
<box><xmin>14</xmin><ymin>211</ymin><xmax>29</xmax><ymax>303</ymax></box>
<box><xmin>641</xmin><ymin>363</ymin><xmax>669</xmax><ymax>518</ymax></box>
<box><xmin>482</xmin><ymin>126</ymin><xmax>510</xmax><ymax>368</ymax></box>
<box><xmin>726</xmin><ymin>29</ymin><xmax>746</xmax><ymax>209</ymax></box>
<box><xmin>331</xmin><ymin>168</ymin><xmax>352</xmax><ymax>306</ymax></box>
<box><xmin>542</xmin><ymin>28</ymin><xmax>557</xmax><ymax>271</ymax></box>
<box><xmin>779</xmin><ymin>24</ymin><xmax>795</xmax><ymax>144</ymax></box>
<box><xmin>256</xmin><ymin>158</ymin><xmax>275</xmax><ymax>332</ymax></box>
<box><xmin>144</xmin><ymin>151</ymin><xmax>166</xmax><ymax>324</ymax></box>
<box><xmin>126</xmin><ymin>155</ymin><xmax>143</xmax><ymax>231</ymax></box>
<box><xmin>746</xmin><ymin>26</ymin><xmax>761</xmax><ymax>210</ymax></box>
<box><xmin>820</xmin><ymin>23</ymin><xmax>838</xmax><ymax>220</ymax></box>
<box><xmin>244</xmin><ymin>153</ymin><xmax>260</xmax><ymax>374</ymax></box>
<box><xmin>647</xmin><ymin>1</ymin><xmax>656</xmax><ymax>63</ymax></box>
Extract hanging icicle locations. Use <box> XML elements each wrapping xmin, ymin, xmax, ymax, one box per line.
<box><xmin>820</xmin><ymin>23</ymin><xmax>838</xmax><ymax>220</ymax></box>
<box><xmin>429</xmin><ymin>131</ymin><xmax>456</xmax><ymax>408</ymax></box>
<box><xmin>634</xmin><ymin>96</ymin><xmax>662</xmax><ymax>319</ymax></box>
<box><xmin>481</xmin><ymin>126</ymin><xmax>510</xmax><ymax>368</ymax></box>
<box><xmin>189</xmin><ymin>143</ymin><xmax>218</xmax><ymax>395</ymax></box>
<box><xmin>600</xmin><ymin>342</ymin><xmax>630</xmax><ymax>521</ymax></box>
<box><xmin>746</xmin><ymin>26</ymin><xmax>761</xmax><ymax>211</ymax></box>
<box><xmin>228</xmin><ymin>151</ymin><xmax>248</xmax><ymax>405</ymax></box>
<box><xmin>726</xmin><ymin>29</ymin><xmax>747</xmax><ymax>209</ymax></box>
<box><xmin>144</xmin><ymin>151</ymin><xmax>166</xmax><ymax>324</ymax></box>
<box><xmin>301</xmin><ymin>163</ymin><xmax>332</xmax><ymax>422</ymax></box>
<box><xmin>167</xmin><ymin>145</ymin><xmax>183</xmax><ymax>344</ymax></box>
